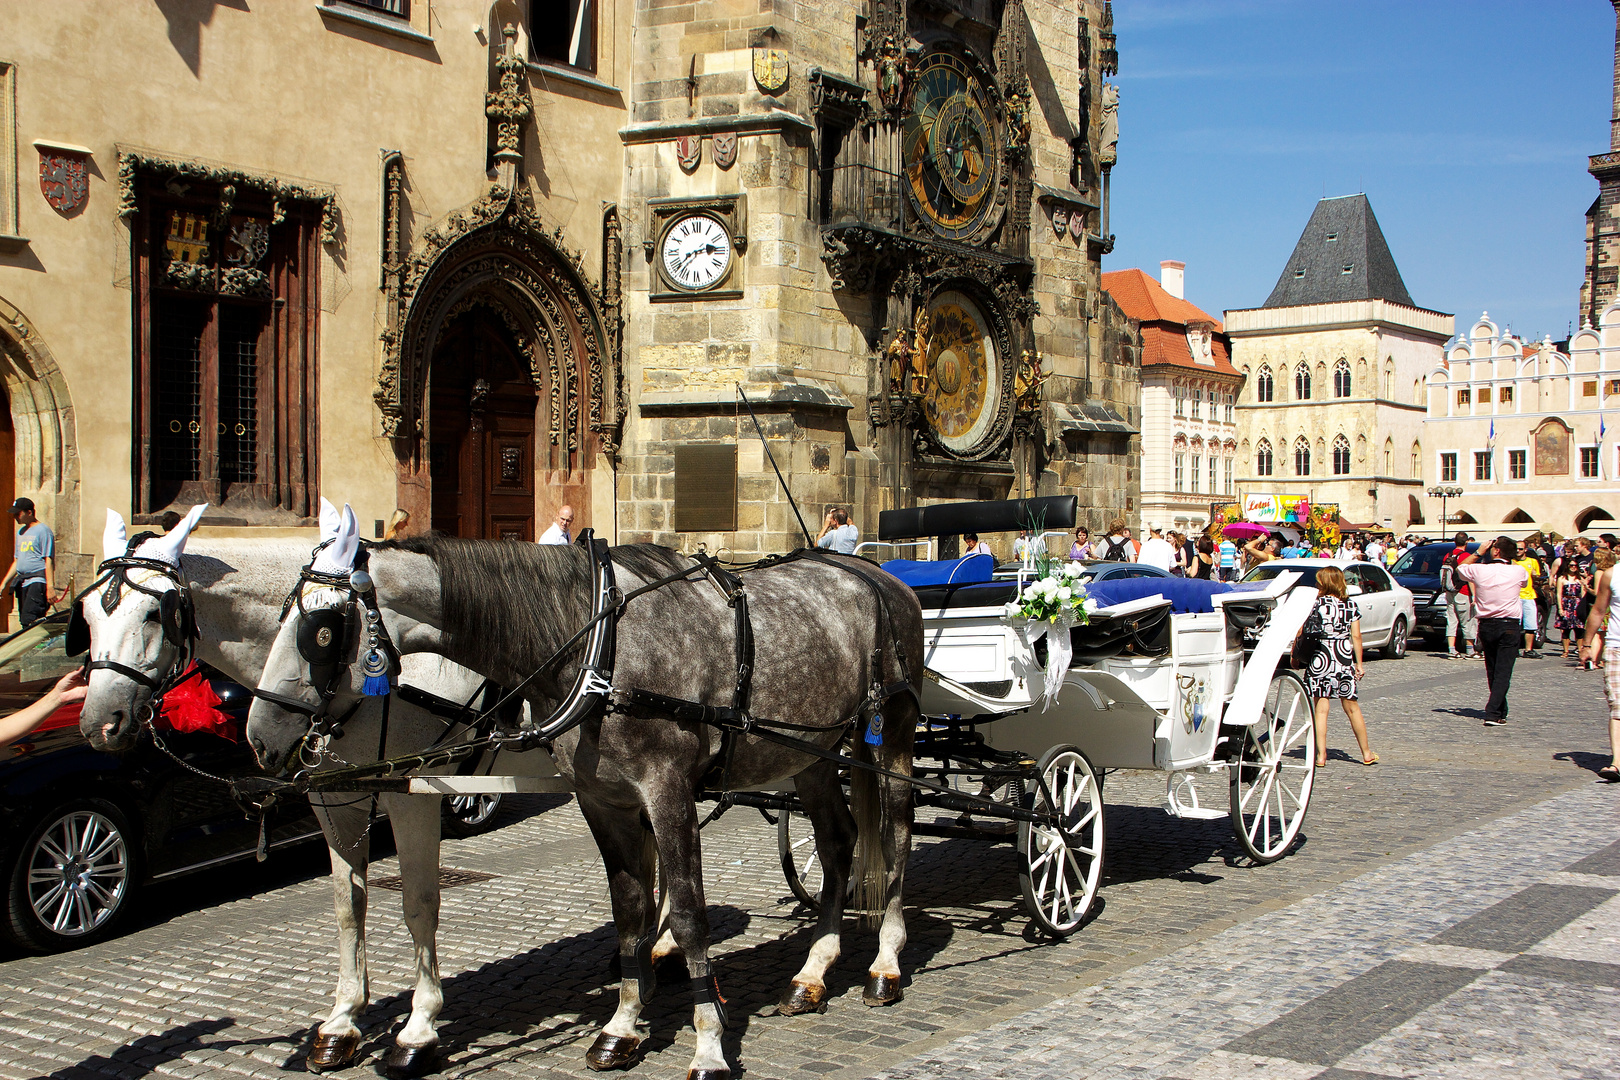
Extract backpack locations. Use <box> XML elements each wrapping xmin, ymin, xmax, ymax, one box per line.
<box><xmin>1441</xmin><ymin>551</ymin><xmax>1460</xmax><ymax>593</ymax></box>
<box><xmin>1103</xmin><ymin>535</ymin><xmax>1131</xmax><ymax>562</ymax></box>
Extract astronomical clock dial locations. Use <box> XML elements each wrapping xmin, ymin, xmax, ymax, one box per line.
<box><xmin>660</xmin><ymin>212</ymin><xmax>733</xmax><ymax>292</ymax></box>
<box><xmin>920</xmin><ymin>290</ymin><xmax>1001</xmax><ymax>455</ymax></box>
<box><xmin>903</xmin><ymin>53</ymin><xmax>999</xmax><ymax>241</ymax></box>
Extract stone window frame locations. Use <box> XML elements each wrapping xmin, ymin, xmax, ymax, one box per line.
<box><xmin>1473</xmin><ymin>449</ymin><xmax>1493</xmax><ymax>483</ymax></box>
<box><xmin>126</xmin><ymin>164</ymin><xmax>324</xmax><ymax>524</ymax></box>
<box><xmin>1294</xmin><ymin>363</ymin><xmax>1311</xmax><ymax>401</ymax></box>
<box><xmin>1579</xmin><ymin>445</ymin><xmax>1601</xmax><ymax>480</ymax></box>
<box><xmin>1293</xmin><ymin>437</ymin><xmax>1311</xmax><ymax>477</ymax></box>
<box><xmin>1333</xmin><ymin>358</ymin><xmax>1351</xmax><ymax>398</ymax></box>
<box><xmin>1332</xmin><ymin>434</ymin><xmax>1351</xmax><ymax>476</ymax></box>
<box><xmin>1255</xmin><ymin>439</ymin><xmax>1274</xmax><ymax>477</ymax></box>
<box><xmin>1439</xmin><ymin>451</ymin><xmax>1458</xmax><ymax>484</ymax></box>
<box><xmin>1506</xmin><ymin>447</ymin><xmax>1528</xmax><ymax>482</ymax></box>
<box><xmin>0</xmin><ymin>60</ymin><xmax>18</xmax><ymax>249</ymax></box>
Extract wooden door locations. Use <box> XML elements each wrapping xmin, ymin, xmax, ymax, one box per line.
<box><xmin>427</xmin><ymin>312</ymin><xmax>536</xmax><ymax>540</ymax></box>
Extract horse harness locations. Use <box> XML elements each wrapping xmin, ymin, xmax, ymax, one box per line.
<box><xmin>68</xmin><ymin>543</ymin><xmax>200</xmax><ymax>696</ymax></box>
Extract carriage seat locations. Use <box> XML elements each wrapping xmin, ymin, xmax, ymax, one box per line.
<box><xmin>881</xmin><ymin>553</ymin><xmax>995</xmax><ymax>588</ymax></box>
<box><xmin>1085</xmin><ymin>576</ymin><xmax>1233</xmax><ymax>615</ymax></box>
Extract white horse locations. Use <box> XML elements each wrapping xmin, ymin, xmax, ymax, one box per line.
<box><xmin>76</xmin><ymin>501</ymin><xmax>527</xmax><ymax>1076</ymax></box>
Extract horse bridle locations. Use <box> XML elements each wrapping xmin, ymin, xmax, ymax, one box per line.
<box><xmin>68</xmin><ymin>546</ymin><xmax>200</xmax><ymax>697</ymax></box>
<box><xmin>254</xmin><ymin>543</ymin><xmax>401</xmax><ymax>735</ymax></box>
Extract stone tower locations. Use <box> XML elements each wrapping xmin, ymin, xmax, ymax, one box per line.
<box><xmin>1582</xmin><ymin>0</ymin><xmax>1620</xmax><ymax>325</ymax></box>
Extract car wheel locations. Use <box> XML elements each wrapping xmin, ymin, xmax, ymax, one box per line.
<box><xmin>1383</xmin><ymin>617</ymin><xmax>1409</xmax><ymax>660</ymax></box>
<box><xmin>4</xmin><ymin>799</ymin><xmax>140</xmax><ymax>953</ymax></box>
<box><xmin>441</xmin><ymin>793</ymin><xmax>504</xmax><ymax>839</ymax></box>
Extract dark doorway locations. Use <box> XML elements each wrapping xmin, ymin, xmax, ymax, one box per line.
<box><xmin>427</xmin><ymin>309</ymin><xmax>536</xmax><ymax>540</ymax></box>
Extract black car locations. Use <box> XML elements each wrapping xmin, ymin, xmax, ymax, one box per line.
<box><xmin>0</xmin><ymin>613</ymin><xmax>502</xmax><ymax>953</ymax></box>
<box><xmin>1391</xmin><ymin>542</ymin><xmax>1478</xmax><ymax>647</ymax></box>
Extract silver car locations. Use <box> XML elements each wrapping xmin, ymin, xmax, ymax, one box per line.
<box><xmin>1240</xmin><ymin>559</ymin><xmax>1417</xmax><ymax>659</ymax></box>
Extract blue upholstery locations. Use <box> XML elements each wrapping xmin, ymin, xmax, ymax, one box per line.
<box><xmin>882</xmin><ymin>553</ymin><xmax>996</xmax><ymax>588</ymax></box>
<box><xmin>1085</xmin><ymin>576</ymin><xmax>1233</xmax><ymax>615</ymax></box>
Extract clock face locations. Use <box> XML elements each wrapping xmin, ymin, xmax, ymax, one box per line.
<box><xmin>660</xmin><ymin>213</ymin><xmax>733</xmax><ymax>291</ymax></box>
<box><xmin>921</xmin><ymin>290</ymin><xmax>1001</xmax><ymax>454</ymax></box>
<box><xmin>903</xmin><ymin>54</ymin><xmax>999</xmax><ymax>240</ymax></box>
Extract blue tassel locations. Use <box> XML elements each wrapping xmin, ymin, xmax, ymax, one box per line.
<box><xmin>864</xmin><ymin>712</ymin><xmax>884</xmax><ymax>746</ymax></box>
<box><xmin>359</xmin><ymin>645</ymin><xmax>392</xmax><ymax>697</ymax></box>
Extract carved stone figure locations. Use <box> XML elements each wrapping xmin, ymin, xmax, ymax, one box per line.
<box><xmin>1004</xmin><ymin>81</ymin><xmax>1032</xmax><ymax>162</ymax></box>
<box><xmin>1098</xmin><ymin>83</ymin><xmax>1119</xmax><ymax>167</ymax></box>
<box><xmin>884</xmin><ymin>325</ymin><xmax>912</xmax><ymax>393</ymax></box>
<box><xmin>1050</xmin><ymin>205</ymin><xmax>1069</xmax><ymax>236</ymax></box>
<box><xmin>910</xmin><ymin>307</ymin><xmax>932</xmax><ymax>394</ymax></box>
<box><xmin>877</xmin><ymin>36</ymin><xmax>907</xmax><ymax>113</ymax></box>
<box><xmin>1014</xmin><ymin>349</ymin><xmax>1047</xmax><ymax>411</ymax></box>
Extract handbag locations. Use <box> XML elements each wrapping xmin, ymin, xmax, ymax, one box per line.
<box><xmin>1291</xmin><ymin>630</ymin><xmax>1320</xmax><ymax>669</ymax></box>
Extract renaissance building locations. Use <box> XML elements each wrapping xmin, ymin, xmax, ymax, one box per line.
<box><xmin>0</xmin><ymin>0</ymin><xmax>1139</xmax><ymax>576</ymax></box>
<box><xmin>1226</xmin><ymin>194</ymin><xmax>1452</xmax><ymax>530</ymax></box>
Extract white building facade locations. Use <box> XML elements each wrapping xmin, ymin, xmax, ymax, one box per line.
<box><xmin>1422</xmin><ymin>308</ymin><xmax>1620</xmax><ymax>537</ymax></box>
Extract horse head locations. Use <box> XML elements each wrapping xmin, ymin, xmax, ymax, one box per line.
<box><xmin>246</xmin><ymin>502</ymin><xmax>447</xmax><ymax>774</ymax></box>
<box><xmin>78</xmin><ymin>504</ymin><xmax>209</xmax><ymax>752</ymax></box>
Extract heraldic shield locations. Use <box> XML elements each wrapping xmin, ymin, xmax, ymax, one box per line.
<box><xmin>40</xmin><ymin>151</ymin><xmax>89</xmax><ymax>215</ymax></box>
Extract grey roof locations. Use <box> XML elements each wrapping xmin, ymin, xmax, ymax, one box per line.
<box><xmin>1262</xmin><ymin>195</ymin><xmax>1416</xmax><ymax>309</ymax></box>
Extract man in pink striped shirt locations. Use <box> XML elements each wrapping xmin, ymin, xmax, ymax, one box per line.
<box><xmin>1458</xmin><ymin>537</ymin><xmax>1531</xmax><ymax>727</ymax></box>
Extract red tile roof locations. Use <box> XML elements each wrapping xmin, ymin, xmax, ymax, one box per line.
<box><xmin>1102</xmin><ymin>268</ymin><xmax>1241</xmax><ymax>376</ymax></box>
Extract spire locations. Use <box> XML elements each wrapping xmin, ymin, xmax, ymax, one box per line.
<box><xmin>1612</xmin><ymin>1</ymin><xmax>1620</xmax><ymax>149</ymax></box>
<box><xmin>1262</xmin><ymin>194</ymin><xmax>1416</xmax><ymax>309</ymax></box>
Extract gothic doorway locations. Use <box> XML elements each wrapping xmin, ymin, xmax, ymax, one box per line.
<box><xmin>427</xmin><ymin>309</ymin><xmax>537</xmax><ymax>540</ymax></box>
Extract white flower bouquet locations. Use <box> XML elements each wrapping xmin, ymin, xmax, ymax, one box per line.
<box><xmin>1002</xmin><ymin>561</ymin><xmax>1094</xmax><ymax>710</ymax></box>
<box><xmin>1003</xmin><ymin>561</ymin><xmax>1094</xmax><ymax>627</ymax></box>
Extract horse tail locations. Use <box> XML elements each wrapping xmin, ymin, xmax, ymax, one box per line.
<box><xmin>849</xmin><ymin>719</ymin><xmax>888</xmax><ymax>932</ymax></box>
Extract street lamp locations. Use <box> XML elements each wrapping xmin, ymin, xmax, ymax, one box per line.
<box><xmin>1426</xmin><ymin>485</ymin><xmax>1463</xmax><ymax>533</ymax></box>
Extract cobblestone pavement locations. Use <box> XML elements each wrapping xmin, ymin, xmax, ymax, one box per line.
<box><xmin>1</xmin><ymin>647</ymin><xmax>1615</xmax><ymax>1080</ymax></box>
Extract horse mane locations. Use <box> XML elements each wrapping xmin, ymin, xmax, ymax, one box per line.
<box><xmin>375</xmin><ymin>538</ymin><xmax>692</xmax><ymax>677</ymax></box>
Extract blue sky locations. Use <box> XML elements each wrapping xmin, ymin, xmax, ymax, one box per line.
<box><xmin>1103</xmin><ymin>0</ymin><xmax>1615</xmax><ymax>342</ymax></box>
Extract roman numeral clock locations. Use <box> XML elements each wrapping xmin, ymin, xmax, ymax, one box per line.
<box><xmin>646</xmin><ymin>194</ymin><xmax>747</xmax><ymax>302</ymax></box>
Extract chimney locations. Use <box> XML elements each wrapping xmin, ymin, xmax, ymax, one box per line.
<box><xmin>1160</xmin><ymin>260</ymin><xmax>1185</xmax><ymax>299</ymax></box>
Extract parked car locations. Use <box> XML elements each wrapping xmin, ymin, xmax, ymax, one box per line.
<box><xmin>1240</xmin><ymin>558</ymin><xmax>1416</xmax><ymax>659</ymax></box>
<box><xmin>0</xmin><ymin>612</ymin><xmax>503</xmax><ymax>953</ymax></box>
<box><xmin>1391</xmin><ymin>542</ymin><xmax>1479</xmax><ymax>648</ymax></box>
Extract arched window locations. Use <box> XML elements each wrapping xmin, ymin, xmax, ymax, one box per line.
<box><xmin>1411</xmin><ymin>440</ymin><xmax>1421</xmax><ymax>478</ymax></box>
<box><xmin>1256</xmin><ymin>439</ymin><xmax>1274</xmax><ymax>476</ymax></box>
<box><xmin>1294</xmin><ymin>437</ymin><xmax>1311</xmax><ymax>476</ymax></box>
<box><xmin>1333</xmin><ymin>358</ymin><xmax>1351</xmax><ymax>398</ymax></box>
<box><xmin>1332</xmin><ymin>434</ymin><xmax>1351</xmax><ymax>475</ymax></box>
<box><xmin>1383</xmin><ymin>437</ymin><xmax>1393</xmax><ymax>474</ymax></box>
<box><xmin>1295</xmin><ymin>363</ymin><xmax>1312</xmax><ymax>400</ymax></box>
<box><xmin>1256</xmin><ymin>365</ymin><xmax>1274</xmax><ymax>403</ymax></box>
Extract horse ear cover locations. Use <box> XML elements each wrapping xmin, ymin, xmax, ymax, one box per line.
<box><xmin>66</xmin><ymin>601</ymin><xmax>90</xmax><ymax>658</ymax></box>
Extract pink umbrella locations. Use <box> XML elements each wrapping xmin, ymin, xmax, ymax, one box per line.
<box><xmin>1220</xmin><ymin>521</ymin><xmax>1269</xmax><ymax>541</ymax></box>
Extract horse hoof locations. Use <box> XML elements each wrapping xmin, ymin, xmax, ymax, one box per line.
<box><xmin>862</xmin><ymin>972</ymin><xmax>904</xmax><ymax>1007</ymax></box>
<box><xmin>776</xmin><ymin>980</ymin><xmax>827</xmax><ymax>1016</ymax></box>
<box><xmin>687</xmin><ymin>1070</ymin><xmax>730</xmax><ymax>1080</ymax></box>
<box><xmin>585</xmin><ymin>1033</ymin><xmax>642</xmax><ymax>1071</ymax></box>
<box><xmin>383</xmin><ymin>1042</ymin><xmax>440</xmax><ymax>1078</ymax></box>
<box><xmin>307</xmin><ymin>1030</ymin><xmax>363</xmax><ymax>1071</ymax></box>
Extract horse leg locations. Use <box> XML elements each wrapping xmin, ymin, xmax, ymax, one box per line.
<box><xmin>778</xmin><ymin>759</ymin><xmax>857</xmax><ymax>1016</ymax></box>
<box><xmin>641</xmin><ymin>780</ymin><xmax>729</xmax><ymax>1080</ymax></box>
<box><xmin>378</xmin><ymin>792</ymin><xmax>444</xmax><ymax>1077</ymax></box>
<box><xmin>579</xmin><ymin>795</ymin><xmax>658</xmax><ymax>1071</ymax></box>
<box><xmin>650</xmin><ymin>853</ymin><xmax>683</xmax><ymax>971</ymax></box>
<box><xmin>862</xmin><ymin>712</ymin><xmax>916</xmax><ymax>1008</ymax></box>
<box><xmin>307</xmin><ymin>794</ymin><xmax>373</xmax><ymax>1072</ymax></box>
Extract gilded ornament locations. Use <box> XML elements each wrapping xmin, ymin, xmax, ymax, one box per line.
<box><xmin>752</xmin><ymin>48</ymin><xmax>789</xmax><ymax>93</ymax></box>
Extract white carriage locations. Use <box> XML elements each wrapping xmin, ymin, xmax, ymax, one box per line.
<box><xmin>871</xmin><ymin>497</ymin><xmax>1318</xmax><ymax>936</ymax></box>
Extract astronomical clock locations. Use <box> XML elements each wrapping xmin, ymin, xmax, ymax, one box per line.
<box><xmin>902</xmin><ymin>53</ymin><xmax>1000</xmax><ymax>242</ymax></box>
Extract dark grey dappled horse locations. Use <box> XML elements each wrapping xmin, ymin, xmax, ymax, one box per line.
<box><xmin>246</xmin><ymin>528</ymin><xmax>923</xmax><ymax>1080</ymax></box>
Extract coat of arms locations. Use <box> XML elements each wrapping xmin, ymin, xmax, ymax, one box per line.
<box><xmin>39</xmin><ymin>152</ymin><xmax>89</xmax><ymax>215</ymax></box>
<box><xmin>1069</xmin><ymin>209</ymin><xmax>1087</xmax><ymax>240</ymax></box>
<box><xmin>223</xmin><ymin>216</ymin><xmax>269</xmax><ymax>266</ymax></box>
<box><xmin>676</xmin><ymin>135</ymin><xmax>702</xmax><ymax>173</ymax></box>
<box><xmin>712</xmin><ymin>131</ymin><xmax>738</xmax><ymax>170</ymax></box>
<box><xmin>1050</xmin><ymin>206</ymin><xmax>1069</xmax><ymax>236</ymax></box>
<box><xmin>752</xmin><ymin>48</ymin><xmax>789</xmax><ymax>94</ymax></box>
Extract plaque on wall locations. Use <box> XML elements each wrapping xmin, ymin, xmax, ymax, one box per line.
<box><xmin>676</xmin><ymin>135</ymin><xmax>702</xmax><ymax>173</ymax></box>
<box><xmin>752</xmin><ymin>48</ymin><xmax>789</xmax><ymax>93</ymax></box>
<box><xmin>712</xmin><ymin>131</ymin><xmax>738</xmax><ymax>169</ymax></box>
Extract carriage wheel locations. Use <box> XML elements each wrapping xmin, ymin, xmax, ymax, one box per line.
<box><xmin>1228</xmin><ymin>669</ymin><xmax>1316</xmax><ymax>864</ymax></box>
<box><xmin>778</xmin><ymin>806</ymin><xmax>826</xmax><ymax>912</ymax></box>
<box><xmin>1017</xmin><ymin>745</ymin><xmax>1104</xmax><ymax>938</ymax></box>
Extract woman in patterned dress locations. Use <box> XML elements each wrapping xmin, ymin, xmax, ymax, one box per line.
<box><xmin>1299</xmin><ymin>565</ymin><xmax>1377</xmax><ymax>767</ymax></box>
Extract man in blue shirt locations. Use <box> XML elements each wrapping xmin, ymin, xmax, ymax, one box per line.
<box><xmin>0</xmin><ymin>498</ymin><xmax>60</xmax><ymax>628</ymax></box>
<box><xmin>1217</xmin><ymin>536</ymin><xmax>1237</xmax><ymax>581</ymax></box>
<box><xmin>815</xmin><ymin>507</ymin><xmax>859</xmax><ymax>554</ymax></box>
